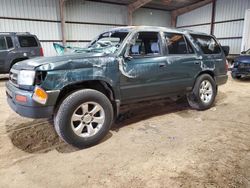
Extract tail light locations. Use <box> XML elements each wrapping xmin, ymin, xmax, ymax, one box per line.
<box><xmin>39</xmin><ymin>48</ymin><xmax>44</xmax><ymax>56</ymax></box>
<box><xmin>225</xmin><ymin>59</ymin><xmax>229</xmax><ymax>72</ymax></box>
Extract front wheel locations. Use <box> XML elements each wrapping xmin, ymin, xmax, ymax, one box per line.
<box><xmin>54</xmin><ymin>89</ymin><xmax>113</xmax><ymax>148</ymax></box>
<box><xmin>187</xmin><ymin>74</ymin><xmax>217</xmax><ymax>110</ymax></box>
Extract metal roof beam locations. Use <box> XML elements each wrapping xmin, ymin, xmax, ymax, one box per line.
<box><xmin>128</xmin><ymin>0</ymin><xmax>153</xmax><ymax>13</ymax></box>
<box><xmin>172</xmin><ymin>0</ymin><xmax>212</xmax><ymax>16</ymax></box>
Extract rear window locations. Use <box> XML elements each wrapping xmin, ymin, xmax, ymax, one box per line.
<box><xmin>6</xmin><ymin>37</ymin><xmax>13</xmax><ymax>48</ymax></box>
<box><xmin>0</xmin><ymin>37</ymin><xmax>7</xmax><ymax>50</ymax></box>
<box><xmin>18</xmin><ymin>36</ymin><xmax>38</xmax><ymax>47</ymax></box>
<box><xmin>191</xmin><ymin>34</ymin><xmax>221</xmax><ymax>54</ymax></box>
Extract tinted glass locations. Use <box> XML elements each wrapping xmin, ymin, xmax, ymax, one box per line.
<box><xmin>165</xmin><ymin>33</ymin><xmax>192</xmax><ymax>54</ymax></box>
<box><xmin>6</xmin><ymin>37</ymin><xmax>13</xmax><ymax>48</ymax></box>
<box><xmin>18</xmin><ymin>36</ymin><xmax>38</xmax><ymax>47</ymax></box>
<box><xmin>0</xmin><ymin>37</ymin><xmax>7</xmax><ymax>50</ymax></box>
<box><xmin>191</xmin><ymin>34</ymin><xmax>221</xmax><ymax>54</ymax></box>
<box><xmin>129</xmin><ymin>32</ymin><xmax>160</xmax><ymax>56</ymax></box>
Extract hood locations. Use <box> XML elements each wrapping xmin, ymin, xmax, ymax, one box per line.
<box><xmin>12</xmin><ymin>52</ymin><xmax>115</xmax><ymax>71</ymax></box>
<box><xmin>235</xmin><ymin>55</ymin><xmax>250</xmax><ymax>64</ymax></box>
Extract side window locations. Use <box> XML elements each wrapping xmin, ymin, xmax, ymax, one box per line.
<box><xmin>185</xmin><ymin>37</ymin><xmax>194</xmax><ymax>54</ymax></box>
<box><xmin>18</xmin><ymin>36</ymin><xmax>38</xmax><ymax>47</ymax></box>
<box><xmin>6</xmin><ymin>37</ymin><xmax>14</xmax><ymax>49</ymax></box>
<box><xmin>165</xmin><ymin>33</ymin><xmax>193</xmax><ymax>54</ymax></box>
<box><xmin>129</xmin><ymin>32</ymin><xmax>161</xmax><ymax>57</ymax></box>
<box><xmin>0</xmin><ymin>37</ymin><xmax>7</xmax><ymax>50</ymax></box>
<box><xmin>191</xmin><ymin>34</ymin><xmax>221</xmax><ymax>54</ymax></box>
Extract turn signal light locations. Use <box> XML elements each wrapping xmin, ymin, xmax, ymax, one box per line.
<box><xmin>16</xmin><ymin>95</ymin><xmax>27</xmax><ymax>103</ymax></box>
<box><xmin>32</xmin><ymin>86</ymin><xmax>48</xmax><ymax>104</ymax></box>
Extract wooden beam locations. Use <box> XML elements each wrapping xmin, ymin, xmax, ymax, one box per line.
<box><xmin>59</xmin><ymin>0</ymin><xmax>66</xmax><ymax>45</ymax></box>
<box><xmin>127</xmin><ymin>0</ymin><xmax>153</xmax><ymax>25</ymax></box>
<box><xmin>172</xmin><ymin>0</ymin><xmax>212</xmax><ymax>17</ymax></box>
<box><xmin>128</xmin><ymin>0</ymin><xmax>153</xmax><ymax>13</ymax></box>
<box><xmin>171</xmin><ymin>12</ymin><xmax>177</xmax><ymax>27</ymax></box>
<box><xmin>161</xmin><ymin>0</ymin><xmax>172</xmax><ymax>5</ymax></box>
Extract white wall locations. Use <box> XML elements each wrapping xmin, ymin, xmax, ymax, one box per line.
<box><xmin>0</xmin><ymin>0</ymin><xmax>61</xmax><ymax>56</ymax></box>
<box><xmin>64</xmin><ymin>1</ymin><xmax>171</xmax><ymax>49</ymax></box>
<box><xmin>241</xmin><ymin>9</ymin><xmax>250</xmax><ymax>51</ymax></box>
<box><xmin>176</xmin><ymin>0</ymin><xmax>250</xmax><ymax>54</ymax></box>
<box><xmin>133</xmin><ymin>8</ymin><xmax>171</xmax><ymax>27</ymax></box>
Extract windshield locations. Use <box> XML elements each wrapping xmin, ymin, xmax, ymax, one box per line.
<box><xmin>87</xmin><ymin>31</ymin><xmax>129</xmax><ymax>54</ymax></box>
<box><xmin>53</xmin><ymin>30</ymin><xmax>129</xmax><ymax>55</ymax></box>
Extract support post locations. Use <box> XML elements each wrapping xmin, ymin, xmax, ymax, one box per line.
<box><xmin>59</xmin><ymin>0</ymin><xmax>66</xmax><ymax>45</ymax></box>
<box><xmin>210</xmin><ymin>0</ymin><xmax>216</xmax><ymax>35</ymax></box>
<box><xmin>171</xmin><ymin>12</ymin><xmax>177</xmax><ymax>27</ymax></box>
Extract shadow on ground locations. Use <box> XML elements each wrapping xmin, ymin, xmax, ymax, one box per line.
<box><xmin>0</xmin><ymin>74</ymin><xmax>9</xmax><ymax>81</ymax></box>
<box><xmin>232</xmin><ymin>77</ymin><xmax>250</xmax><ymax>82</ymax></box>
<box><xmin>5</xmin><ymin>96</ymin><xmax>200</xmax><ymax>154</ymax></box>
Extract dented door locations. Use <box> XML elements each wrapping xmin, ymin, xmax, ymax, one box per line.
<box><xmin>119</xmin><ymin>55</ymin><xmax>170</xmax><ymax>102</ymax></box>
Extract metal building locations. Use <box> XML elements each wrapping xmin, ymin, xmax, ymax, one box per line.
<box><xmin>0</xmin><ymin>0</ymin><xmax>249</xmax><ymax>56</ymax></box>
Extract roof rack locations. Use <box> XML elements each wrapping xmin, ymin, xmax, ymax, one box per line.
<box><xmin>0</xmin><ymin>32</ymin><xmax>31</xmax><ymax>35</ymax></box>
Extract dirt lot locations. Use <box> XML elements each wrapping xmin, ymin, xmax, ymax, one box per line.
<box><xmin>0</xmin><ymin>74</ymin><xmax>250</xmax><ymax>188</ymax></box>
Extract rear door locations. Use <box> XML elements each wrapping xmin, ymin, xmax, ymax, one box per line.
<box><xmin>0</xmin><ymin>36</ymin><xmax>14</xmax><ymax>73</ymax></box>
<box><xmin>162</xmin><ymin>32</ymin><xmax>202</xmax><ymax>92</ymax></box>
<box><xmin>0</xmin><ymin>36</ymin><xmax>9</xmax><ymax>72</ymax></box>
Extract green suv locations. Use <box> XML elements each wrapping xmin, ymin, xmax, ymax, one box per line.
<box><xmin>6</xmin><ymin>26</ymin><xmax>228</xmax><ymax>148</ymax></box>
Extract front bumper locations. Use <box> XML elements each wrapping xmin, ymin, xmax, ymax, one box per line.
<box><xmin>6</xmin><ymin>81</ymin><xmax>60</xmax><ymax>119</ymax></box>
<box><xmin>215</xmin><ymin>74</ymin><xmax>228</xmax><ymax>85</ymax></box>
<box><xmin>231</xmin><ymin>68</ymin><xmax>250</xmax><ymax>77</ymax></box>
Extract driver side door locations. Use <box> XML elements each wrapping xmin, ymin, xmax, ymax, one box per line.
<box><xmin>119</xmin><ymin>31</ymin><xmax>169</xmax><ymax>103</ymax></box>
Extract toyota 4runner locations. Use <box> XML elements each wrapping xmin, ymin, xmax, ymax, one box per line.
<box><xmin>6</xmin><ymin>26</ymin><xmax>228</xmax><ymax>148</ymax></box>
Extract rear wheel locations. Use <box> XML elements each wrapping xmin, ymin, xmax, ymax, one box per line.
<box><xmin>187</xmin><ymin>74</ymin><xmax>217</xmax><ymax>110</ymax></box>
<box><xmin>54</xmin><ymin>89</ymin><xmax>113</xmax><ymax>148</ymax></box>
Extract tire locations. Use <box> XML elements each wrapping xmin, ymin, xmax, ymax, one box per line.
<box><xmin>54</xmin><ymin>89</ymin><xmax>113</xmax><ymax>148</ymax></box>
<box><xmin>186</xmin><ymin>74</ymin><xmax>217</xmax><ymax>110</ymax></box>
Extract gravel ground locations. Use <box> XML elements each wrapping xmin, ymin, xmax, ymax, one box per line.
<box><xmin>0</xmin><ymin>74</ymin><xmax>250</xmax><ymax>188</ymax></box>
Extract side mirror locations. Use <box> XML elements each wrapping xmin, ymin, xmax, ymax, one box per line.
<box><xmin>241</xmin><ymin>51</ymin><xmax>246</xmax><ymax>54</ymax></box>
<box><xmin>222</xmin><ymin>46</ymin><xmax>230</xmax><ymax>56</ymax></box>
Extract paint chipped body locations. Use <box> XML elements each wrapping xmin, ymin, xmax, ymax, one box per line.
<box><xmin>6</xmin><ymin>26</ymin><xmax>228</xmax><ymax>119</ymax></box>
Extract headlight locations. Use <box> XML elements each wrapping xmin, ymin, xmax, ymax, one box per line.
<box><xmin>18</xmin><ymin>70</ymin><xmax>35</xmax><ymax>85</ymax></box>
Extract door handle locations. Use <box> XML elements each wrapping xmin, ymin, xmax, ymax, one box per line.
<box><xmin>159</xmin><ymin>63</ymin><xmax>166</xmax><ymax>68</ymax></box>
<box><xmin>194</xmin><ymin>61</ymin><xmax>200</xmax><ymax>65</ymax></box>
